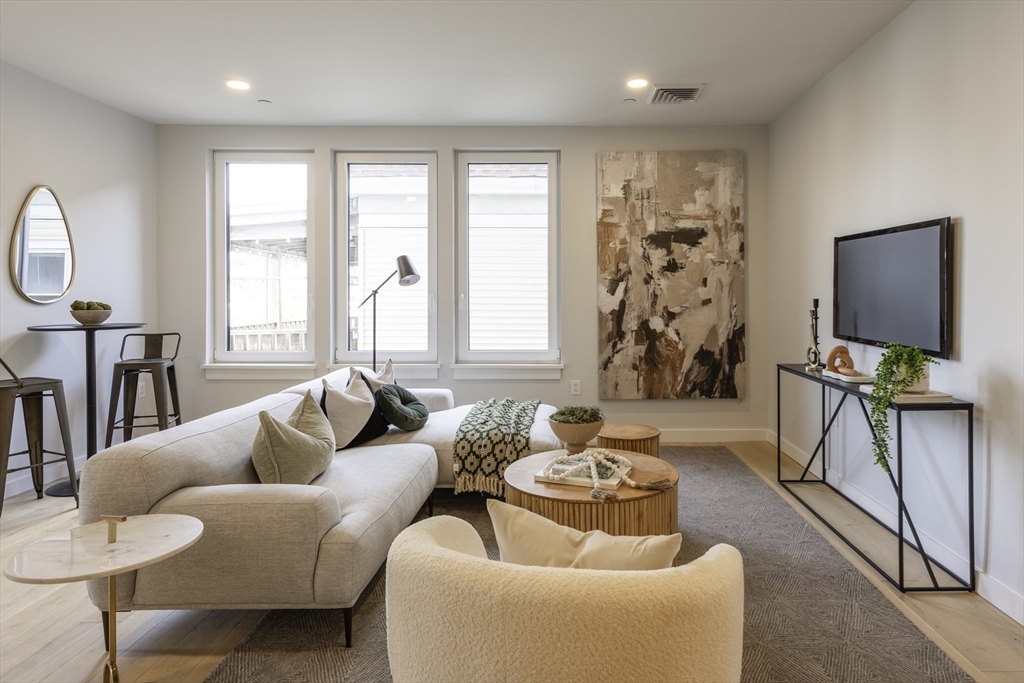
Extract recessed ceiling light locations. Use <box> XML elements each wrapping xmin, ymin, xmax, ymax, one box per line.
<box><xmin>623</xmin><ymin>98</ymin><xmax>637</xmax><ymax>104</ymax></box>
<box><xmin>226</xmin><ymin>80</ymin><xmax>250</xmax><ymax>90</ymax></box>
<box><xmin>627</xmin><ymin>78</ymin><xmax>649</xmax><ymax>89</ymax></box>
<box><xmin>257</xmin><ymin>99</ymin><xmax>272</xmax><ymax>104</ymax></box>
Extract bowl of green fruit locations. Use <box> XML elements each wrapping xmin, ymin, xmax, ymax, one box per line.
<box><xmin>70</xmin><ymin>300</ymin><xmax>112</xmax><ymax>325</ymax></box>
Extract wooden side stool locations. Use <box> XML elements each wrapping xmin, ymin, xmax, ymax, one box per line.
<box><xmin>0</xmin><ymin>357</ymin><xmax>78</xmax><ymax>515</ymax></box>
<box><xmin>597</xmin><ymin>423</ymin><xmax>661</xmax><ymax>458</ymax></box>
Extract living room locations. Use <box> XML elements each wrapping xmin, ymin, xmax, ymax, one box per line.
<box><xmin>1</xmin><ymin>1</ymin><xmax>1021</xmax><ymax>682</ymax></box>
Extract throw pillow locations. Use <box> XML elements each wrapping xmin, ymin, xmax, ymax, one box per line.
<box><xmin>345</xmin><ymin>373</ymin><xmax>391</xmax><ymax>448</ymax></box>
<box><xmin>347</xmin><ymin>359</ymin><xmax>394</xmax><ymax>391</ymax></box>
<box><xmin>376</xmin><ymin>383</ymin><xmax>429</xmax><ymax>431</ymax></box>
<box><xmin>251</xmin><ymin>391</ymin><xmax>336</xmax><ymax>485</ymax></box>
<box><xmin>487</xmin><ymin>499</ymin><xmax>681</xmax><ymax>570</ymax></box>
<box><xmin>320</xmin><ymin>376</ymin><xmax>375</xmax><ymax>449</ymax></box>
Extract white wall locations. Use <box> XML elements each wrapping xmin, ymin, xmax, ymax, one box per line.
<box><xmin>769</xmin><ymin>1</ymin><xmax>1023</xmax><ymax>623</ymax></box>
<box><xmin>0</xmin><ymin>62</ymin><xmax>158</xmax><ymax>497</ymax></box>
<box><xmin>156</xmin><ymin>125</ymin><xmax>770</xmax><ymax>441</ymax></box>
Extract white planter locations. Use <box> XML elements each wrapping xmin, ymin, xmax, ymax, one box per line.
<box><xmin>902</xmin><ymin>364</ymin><xmax>930</xmax><ymax>393</ymax></box>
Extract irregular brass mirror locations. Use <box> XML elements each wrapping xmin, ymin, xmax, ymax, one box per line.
<box><xmin>9</xmin><ymin>185</ymin><xmax>75</xmax><ymax>303</ymax></box>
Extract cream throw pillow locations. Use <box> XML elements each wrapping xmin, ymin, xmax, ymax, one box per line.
<box><xmin>347</xmin><ymin>359</ymin><xmax>394</xmax><ymax>391</ymax></box>
<box><xmin>487</xmin><ymin>499</ymin><xmax>681</xmax><ymax>570</ymax></box>
<box><xmin>252</xmin><ymin>391</ymin><xmax>336</xmax><ymax>485</ymax></box>
<box><xmin>321</xmin><ymin>376</ymin><xmax>375</xmax><ymax>449</ymax></box>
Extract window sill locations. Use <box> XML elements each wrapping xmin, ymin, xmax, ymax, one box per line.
<box><xmin>327</xmin><ymin>363</ymin><xmax>440</xmax><ymax>380</ymax></box>
<box><xmin>201</xmin><ymin>363</ymin><xmax>318</xmax><ymax>381</ymax></box>
<box><xmin>450</xmin><ymin>364</ymin><xmax>563</xmax><ymax>381</ymax></box>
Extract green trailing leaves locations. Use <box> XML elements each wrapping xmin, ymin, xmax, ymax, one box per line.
<box><xmin>867</xmin><ymin>343</ymin><xmax>938</xmax><ymax>469</ymax></box>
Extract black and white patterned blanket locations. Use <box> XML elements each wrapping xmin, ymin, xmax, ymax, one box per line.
<box><xmin>453</xmin><ymin>398</ymin><xmax>540</xmax><ymax>496</ymax></box>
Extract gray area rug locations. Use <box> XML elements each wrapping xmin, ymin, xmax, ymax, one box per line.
<box><xmin>205</xmin><ymin>446</ymin><xmax>973</xmax><ymax>683</ymax></box>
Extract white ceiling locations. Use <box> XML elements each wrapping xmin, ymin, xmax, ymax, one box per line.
<box><xmin>0</xmin><ymin>0</ymin><xmax>912</xmax><ymax>126</ymax></box>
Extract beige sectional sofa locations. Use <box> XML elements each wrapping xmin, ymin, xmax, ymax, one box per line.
<box><xmin>79</xmin><ymin>369</ymin><xmax>560</xmax><ymax>647</ymax></box>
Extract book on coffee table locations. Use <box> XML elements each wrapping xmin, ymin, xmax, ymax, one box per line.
<box><xmin>534</xmin><ymin>456</ymin><xmax>631</xmax><ymax>490</ymax></box>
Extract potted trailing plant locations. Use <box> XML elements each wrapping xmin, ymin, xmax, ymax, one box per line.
<box><xmin>868</xmin><ymin>342</ymin><xmax>938</xmax><ymax>469</ymax></box>
<box><xmin>548</xmin><ymin>405</ymin><xmax>604</xmax><ymax>454</ymax></box>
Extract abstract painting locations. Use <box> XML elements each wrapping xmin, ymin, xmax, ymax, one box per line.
<box><xmin>597</xmin><ymin>150</ymin><xmax>746</xmax><ymax>399</ymax></box>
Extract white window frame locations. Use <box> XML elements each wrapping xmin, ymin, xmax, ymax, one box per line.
<box><xmin>212</xmin><ymin>151</ymin><xmax>316</xmax><ymax>364</ymax></box>
<box><xmin>334</xmin><ymin>152</ymin><xmax>438</xmax><ymax>364</ymax></box>
<box><xmin>455</xmin><ymin>150</ymin><xmax>560</xmax><ymax>364</ymax></box>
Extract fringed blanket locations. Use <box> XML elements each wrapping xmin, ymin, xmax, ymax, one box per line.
<box><xmin>453</xmin><ymin>398</ymin><xmax>540</xmax><ymax>496</ymax></box>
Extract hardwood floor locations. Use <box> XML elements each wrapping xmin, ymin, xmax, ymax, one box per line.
<box><xmin>0</xmin><ymin>441</ymin><xmax>1020</xmax><ymax>682</ymax></box>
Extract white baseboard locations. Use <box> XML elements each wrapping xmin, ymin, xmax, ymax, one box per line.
<box><xmin>768</xmin><ymin>429</ymin><xmax>1024</xmax><ymax>626</ymax></box>
<box><xmin>2</xmin><ymin>454</ymin><xmax>86</xmax><ymax>498</ymax></box>
<box><xmin>660</xmin><ymin>428</ymin><xmax>769</xmax><ymax>443</ymax></box>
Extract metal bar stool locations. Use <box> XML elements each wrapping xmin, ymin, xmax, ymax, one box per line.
<box><xmin>104</xmin><ymin>333</ymin><xmax>182</xmax><ymax>447</ymax></box>
<box><xmin>0</xmin><ymin>357</ymin><xmax>78</xmax><ymax>516</ymax></box>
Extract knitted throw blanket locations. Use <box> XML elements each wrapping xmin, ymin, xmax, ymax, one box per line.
<box><xmin>453</xmin><ymin>398</ymin><xmax>540</xmax><ymax>496</ymax></box>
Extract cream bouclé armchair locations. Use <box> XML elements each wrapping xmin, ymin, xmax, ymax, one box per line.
<box><xmin>385</xmin><ymin>516</ymin><xmax>745</xmax><ymax>683</ymax></box>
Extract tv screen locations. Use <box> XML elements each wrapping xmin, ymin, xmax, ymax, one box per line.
<box><xmin>834</xmin><ymin>217</ymin><xmax>952</xmax><ymax>359</ymax></box>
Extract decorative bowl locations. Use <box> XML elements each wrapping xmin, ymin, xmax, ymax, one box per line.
<box><xmin>71</xmin><ymin>309</ymin><xmax>112</xmax><ymax>325</ymax></box>
<box><xmin>547</xmin><ymin>419</ymin><xmax>604</xmax><ymax>455</ymax></box>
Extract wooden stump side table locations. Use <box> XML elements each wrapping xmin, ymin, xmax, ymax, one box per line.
<box><xmin>503</xmin><ymin>450</ymin><xmax>678</xmax><ymax>536</ymax></box>
<box><xmin>3</xmin><ymin>514</ymin><xmax>203</xmax><ymax>683</ymax></box>
<box><xmin>597</xmin><ymin>423</ymin><xmax>661</xmax><ymax>458</ymax></box>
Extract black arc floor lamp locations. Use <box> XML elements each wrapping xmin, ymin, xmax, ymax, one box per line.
<box><xmin>358</xmin><ymin>255</ymin><xmax>420</xmax><ymax>371</ymax></box>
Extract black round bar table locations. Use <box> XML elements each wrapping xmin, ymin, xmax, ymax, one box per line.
<box><xmin>26</xmin><ymin>322</ymin><xmax>146</xmax><ymax>497</ymax></box>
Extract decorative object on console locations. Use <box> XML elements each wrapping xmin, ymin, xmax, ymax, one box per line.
<box><xmin>486</xmin><ymin>499</ymin><xmax>681</xmax><ymax>570</ymax></box>
<box><xmin>453</xmin><ymin>397</ymin><xmax>540</xmax><ymax>496</ymax></box>
<box><xmin>10</xmin><ymin>185</ymin><xmax>75</xmax><ymax>304</ymax></box>
<box><xmin>251</xmin><ymin>390</ymin><xmax>335</xmax><ymax>484</ymax></box>
<box><xmin>597</xmin><ymin>150</ymin><xmax>746</xmax><ymax>399</ymax></box>
<box><xmin>356</xmin><ymin>255</ymin><xmax>419</xmax><ymax>372</ymax></box>
<box><xmin>547</xmin><ymin>404</ymin><xmax>604</xmax><ymax>454</ymax></box>
<box><xmin>805</xmin><ymin>298</ymin><xmax>822</xmax><ymax>370</ymax></box>
<box><xmin>822</xmin><ymin>344</ymin><xmax>874</xmax><ymax>383</ymax></box>
<box><xmin>867</xmin><ymin>342</ymin><xmax>939</xmax><ymax>468</ymax></box>
<box><xmin>376</xmin><ymin>383</ymin><xmax>429</xmax><ymax>431</ymax></box>
<box><xmin>70</xmin><ymin>299</ymin><xmax>112</xmax><ymax>325</ymax></box>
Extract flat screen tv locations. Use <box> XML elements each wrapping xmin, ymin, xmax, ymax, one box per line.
<box><xmin>834</xmin><ymin>217</ymin><xmax>952</xmax><ymax>359</ymax></box>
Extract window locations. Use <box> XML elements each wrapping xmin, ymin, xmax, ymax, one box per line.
<box><xmin>456</xmin><ymin>151</ymin><xmax>559</xmax><ymax>363</ymax></box>
<box><xmin>336</xmin><ymin>153</ymin><xmax>437</xmax><ymax>364</ymax></box>
<box><xmin>212</xmin><ymin>152</ymin><xmax>315</xmax><ymax>362</ymax></box>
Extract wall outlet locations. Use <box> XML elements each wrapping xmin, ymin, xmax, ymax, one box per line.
<box><xmin>138</xmin><ymin>377</ymin><xmax>146</xmax><ymax>399</ymax></box>
<box><xmin>570</xmin><ymin>380</ymin><xmax>581</xmax><ymax>395</ymax></box>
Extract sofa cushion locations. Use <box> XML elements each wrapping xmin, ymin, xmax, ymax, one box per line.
<box><xmin>348</xmin><ymin>359</ymin><xmax>394</xmax><ymax>391</ymax></box>
<box><xmin>487</xmin><ymin>499</ymin><xmax>681</xmax><ymax>570</ymax></box>
<box><xmin>362</xmin><ymin>403</ymin><xmax>561</xmax><ymax>486</ymax></box>
<box><xmin>251</xmin><ymin>391</ymin><xmax>336</xmax><ymax>484</ymax></box>
<box><xmin>345</xmin><ymin>374</ymin><xmax>391</xmax><ymax>448</ymax></box>
<box><xmin>311</xmin><ymin>443</ymin><xmax>438</xmax><ymax>606</ymax></box>
<box><xmin>377</xmin><ymin>384</ymin><xmax>429</xmax><ymax>431</ymax></box>
<box><xmin>321</xmin><ymin>376</ymin><xmax>375</xmax><ymax>449</ymax></box>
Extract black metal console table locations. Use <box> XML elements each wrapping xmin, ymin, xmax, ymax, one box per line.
<box><xmin>776</xmin><ymin>363</ymin><xmax>974</xmax><ymax>593</ymax></box>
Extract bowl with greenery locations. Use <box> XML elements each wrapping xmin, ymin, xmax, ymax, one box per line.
<box><xmin>867</xmin><ymin>342</ymin><xmax>938</xmax><ymax>469</ymax></box>
<box><xmin>69</xmin><ymin>300</ymin><xmax>112</xmax><ymax>325</ymax></box>
<box><xmin>548</xmin><ymin>405</ymin><xmax>604</xmax><ymax>454</ymax></box>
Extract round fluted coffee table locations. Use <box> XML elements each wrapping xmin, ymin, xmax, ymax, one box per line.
<box><xmin>503</xmin><ymin>450</ymin><xmax>678</xmax><ymax>536</ymax></box>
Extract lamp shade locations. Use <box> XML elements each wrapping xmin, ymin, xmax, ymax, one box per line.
<box><xmin>396</xmin><ymin>255</ymin><xmax>420</xmax><ymax>286</ymax></box>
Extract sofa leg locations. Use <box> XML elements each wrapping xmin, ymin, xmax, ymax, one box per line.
<box><xmin>343</xmin><ymin>607</ymin><xmax>353</xmax><ymax>648</ymax></box>
<box><xmin>427</xmin><ymin>493</ymin><xmax>433</xmax><ymax>517</ymax></box>
<box><xmin>102</xmin><ymin>611</ymin><xmax>109</xmax><ymax>651</ymax></box>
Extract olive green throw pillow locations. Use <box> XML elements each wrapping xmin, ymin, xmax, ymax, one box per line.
<box><xmin>252</xmin><ymin>391</ymin><xmax>336</xmax><ymax>484</ymax></box>
<box><xmin>376</xmin><ymin>384</ymin><xmax>429</xmax><ymax>431</ymax></box>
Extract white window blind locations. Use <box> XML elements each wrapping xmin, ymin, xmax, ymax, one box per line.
<box><xmin>457</xmin><ymin>152</ymin><xmax>559</xmax><ymax>363</ymax></box>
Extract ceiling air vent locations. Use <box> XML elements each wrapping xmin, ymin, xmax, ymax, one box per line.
<box><xmin>646</xmin><ymin>84</ymin><xmax>705</xmax><ymax>104</ymax></box>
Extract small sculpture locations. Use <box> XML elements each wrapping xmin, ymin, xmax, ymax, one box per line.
<box><xmin>805</xmin><ymin>299</ymin><xmax>822</xmax><ymax>371</ymax></box>
<box><xmin>825</xmin><ymin>345</ymin><xmax>858</xmax><ymax>376</ymax></box>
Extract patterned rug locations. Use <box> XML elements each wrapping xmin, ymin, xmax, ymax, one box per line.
<box><xmin>204</xmin><ymin>446</ymin><xmax>973</xmax><ymax>683</ymax></box>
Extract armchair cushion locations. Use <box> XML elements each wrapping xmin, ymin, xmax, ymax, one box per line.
<box><xmin>487</xmin><ymin>499</ymin><xmax>681</xmax><ymax>570</ymax></box>
<box><xmin>251</xmin><ymin>390</ymin><xmax>335</xmax><ymax>484</ymax></box>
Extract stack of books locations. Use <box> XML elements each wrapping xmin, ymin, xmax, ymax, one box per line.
<box><xmin>858</xmin><ymin>385</ymin><xmax>953</xmax><ymax>403</ymax></box>
<box><xmin>535</xmin><ymin>455</ymin><xmax>631</xmax><ymax>490</ymax></box>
